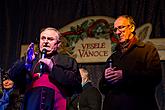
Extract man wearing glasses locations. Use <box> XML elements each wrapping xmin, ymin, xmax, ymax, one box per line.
<box><xmin>99</xmin><ymin>15</ymin><xmax>162</xmax><ymax>110</ymax></box>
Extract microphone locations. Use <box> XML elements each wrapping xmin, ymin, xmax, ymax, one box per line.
<box><xmin>32</xmin><ymin>48</ymin><xmax>47</xmax><ymax>79</ymax></box>
<box><xmin>40</xmin><ymin>48</ymin><xmax>47</xmax><ymax>72</ymax></box>
<box><xmin>41</xmin><ymin>48</ymin><xmax>47</xmax><ymax>59</ymax></box>
<box><xmin>109</xmin><ymin>59</ymin><xmax>112</xmax><ymax>68</ymax></box>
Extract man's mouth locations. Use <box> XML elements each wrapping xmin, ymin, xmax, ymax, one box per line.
<box><xmin>43</xmin><ymin>46</ymin><xmax>49</xmax><ymax>48</ymax></box>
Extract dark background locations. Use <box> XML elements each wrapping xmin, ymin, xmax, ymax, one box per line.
<box><xmin>0</xmin><ymin>0</ymin><xmax>165</xmax><ymax>69</ymax></box>
<box><xmin>0</xmin><ymin>0</ymin><xmax>165</xmax><ymax>109</ymax></box>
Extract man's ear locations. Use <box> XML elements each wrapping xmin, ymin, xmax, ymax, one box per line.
<box><xmin>57</xmin><ymin>41</ymin><xmax>61</xmax><ymax>47</ymax></box>
<box><xmin>130</xmin><ymin>25</ymin><xmax>135</xmax><ymax>32</ymax></box>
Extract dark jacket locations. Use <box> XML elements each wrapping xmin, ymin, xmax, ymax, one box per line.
<box><xmin>99</xmin><ymin>41</ymin><xmax>162</xmax><ymax>110</ymax></box>
<box><xmin>68</xmin><ymin>82</ymin><xmax>102</xmax><ymax>110</ymax></box>
<box><xmin>9</xmin><ymin>53</ymin><xmax>82</xmax><ymax>110</ymax></box>
<box><xmin>5</xmin><ymin>89</ymin><xmax>24</xmax><ymax>110</ymax></box>
<box><xmin>79</xmin><ymin>82</ymin><xmax>102</xmax><ymax>110</ymax></box>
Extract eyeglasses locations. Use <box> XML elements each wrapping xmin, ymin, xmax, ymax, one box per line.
<box><xmin>113</xmin><ymin>25</ymin><xmax>130</xmax><ymax>33</ymax></box>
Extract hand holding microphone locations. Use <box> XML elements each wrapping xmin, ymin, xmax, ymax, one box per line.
<box><xmin>105</xmin><ymin>67</ymin><xmax>123</xmax><ymax>84</ymax></box>
<box><xmin>38</xmin><ymin>49</ymin><xmax>53</xmax><ymax>77</ymax></box>
<box><xmin>105</xmin><ymin>59</ymin><xmax>123</xmax><ymax>84</ymax></box>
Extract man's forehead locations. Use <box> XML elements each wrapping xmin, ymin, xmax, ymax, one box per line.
<box><xmin>114</xmin><ymin>17</ymin><xmax>129</xmax><ymax>26</ymax></box>
<box><xmin>40</xmin><ymin>29</ymin><xmax>58</xmax><ymax>38</ymax></box>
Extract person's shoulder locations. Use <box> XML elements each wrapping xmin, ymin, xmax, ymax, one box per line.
<box><xmin>143</xmin><ymin>41</ymin><xmax>157</xmax><ymax>50</ymax></box>
<box><xmin>52</xmin><ymin>53</ymin><xmax>77</xmax><ymax>66</ymax></box>
<box><xmin>136</xmin><ymin>40</ymin><xmax>156</xmax><ymax>48</ymax></box>
<box><xmin>84</xmin><ymin>82</ymin><xmax>99</xmax><ymax>91</ymax></box>
<box><xmin>144</xmin><ymin>41</ymin><xmax>155</xmax><ymax>46</ymax></box>
<box><xmin>56</xmin><ymin>53</ymin><xmax>76</xmax><ymax>61</ymax></box>
<box><xmin>84</xmin><ymin>86</ymin><xmax>101</xmax><ymax>97</ymax></box>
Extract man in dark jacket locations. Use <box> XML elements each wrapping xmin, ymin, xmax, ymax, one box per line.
<box><xmin>9</xmin><ymin>27</ymin><xmax>82</xmax><ymax>110</ymax></box>
<box><xmin>99</xmin><ymin>15</ymin><xmax>162</xmax><ymax>110</ymax></box>
<box><xmin>68</xmin><ymin>68</ymin><xmax>102</xmax><ymax>110</ymax></box>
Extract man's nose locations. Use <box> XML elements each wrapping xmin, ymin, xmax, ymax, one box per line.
<box><xmin>115</xmin><ymin>29</ymin><xmax>122</xmax><ymax>35</ymax></box>
<box><xmin>43</xmin><ymin>42</ymin><xmax>48</xmax><ymax>46</ymax></box>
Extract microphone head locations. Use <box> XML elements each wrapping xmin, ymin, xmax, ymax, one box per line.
<box><xmin>41</xmin><ymin>48</ymin><xmax>47</xmax><ymax>59</ymax></box>
<box><xmin>42</xmin><ymin>48</ymin><xmax>47</xmax><ymax>54</ymax></box>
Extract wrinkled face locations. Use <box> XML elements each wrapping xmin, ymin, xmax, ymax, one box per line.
<box><xmin>39</xmin><ymin>29</ymin><xmax>61</xmax><ymax>54</ymax></box>
<box><xmin>114</xmin><ymin>17</ymin><xmax>134</xmax><ymax>43</ymax></box>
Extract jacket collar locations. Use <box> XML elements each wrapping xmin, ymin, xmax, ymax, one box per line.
<box><xmin>135</xmin><ymin>40</ymin><xmax>145</xmax><ymax>47</ymax></box>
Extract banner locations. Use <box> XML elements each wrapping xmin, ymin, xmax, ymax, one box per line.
<box><xmin>59</xmin><ymin>16</ymin><xmax>115</xmax><ymax>63</ymax></box>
